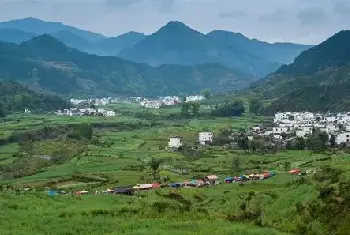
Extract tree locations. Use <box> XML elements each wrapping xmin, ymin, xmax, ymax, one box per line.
<box><xmin>191</xmin><ymin>102</ymin><xmax>200</xmax><ymax>116</ymax></box>
<box><xmin>237</xmin><ymin>134</ymin><xmax>249</xmax><ymax>151</ymax></box>
<box><xmin>232</xmin><ymin>156</ymin><xmax>240</xmax><ymax>174</ymax></box>
<box><xmin>250</xmin><ymin>139</ymin><xmax>264</xmax><ymax>152</ymax></box>
<box><xmin>213</xmin><ymin>99</ymin><xmax>245</xmax><ymax>117</ymax></box>
<box><xmin>283</xmin><ymin>161</ymin><xmax>291</xmax><ymax>171</ymax></box>
<box><xmin>330</xmin><ymin>135</ymin><xmax>336</xmax><ymax>148</ymax></box>
<box><xmin>202</xmin><ymin>89</ymin><xmax>212</xmax><ymax>99</ymax></box>
<box><xmin>295</xmin><ymin>137</ymin><xmax>306</xmax><ymax>150</ymax></box>
<box><xmin>0</xmin><ymin>102</ymin><xmax>6</xmax><ymax>117</ymax></box>
<box><xmin>70</xmin><ymin>123</ymin><xmax>93</xmax><ymax>140</ymax></box>
<box><xmin>181</xmin><ymin>102</ymin><xmax>191</xmax><ymax>116</ymax></box>
<box><xmin>307</xmin><ymin>130</ymin><xmax>328</xmax><ymax>151</ymax></box>
<box><xmin>149</xmin><ymin>158</ymin><xmax>162</xmax><ymax>180</ymax></box>
<box><xmin>249</xmin><ymin>98</ymin><xmax>263</xmax><ymax>115</ymax></box>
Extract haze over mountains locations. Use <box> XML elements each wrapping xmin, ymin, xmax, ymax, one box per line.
<box><xmin>0</xmin><ymin>18</ymin><xmax>311</xmax><ymax>78</ymax></box>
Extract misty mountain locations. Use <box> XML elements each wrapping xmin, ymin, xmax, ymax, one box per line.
<box><xmin>119</xmin><ymin>21</ymin><xmax>310</xmax><ymax>77</ymax></box>
<box><xmin>0</xmin><ymin>28</ymin><xmax>36</xmax><ymax>44</ymax></box>
<box><xmin>0</xmin><ymin>17</ymin><xmax>105</xmax><ymax>42</ymax></box>
<box><xmin>0</xmin><ymin>35</ymin><xmax>254</xmax><ymax>96</ymax></box>
<box><xmin>207</xmin><ymin>30</ymin><xmax>311</xmax><ymax>65</ymax></box>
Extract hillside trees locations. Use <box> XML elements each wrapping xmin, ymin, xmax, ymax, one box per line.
<box><xmin>0</xmin><ymin>81</ymin><xmax>70</xmax><ymax>116</ymax></box>
<box><xmin>201</xmin><ymin>89</ymin><xmax>212</xmax><ymax>99</ymax></box>
<box><xmin>181</xmin><ymin>101</ymin><xmax>201</xmax><ymax>117</ymax></box>
<box><xmin>249</xmin><ymin>98</ymin><xmax>264</xmax><ymax>115</ymax></box>
<box><xmin>213</xmin><ymin>99</ymin><xmax>245</xmax><ymax>117</ymax></box>
<box><xmin>69</xmin><ymin>123</ymin><xmax>93</xmax><ymax>140</ymax></box>
<box><xmin>149</xmin><ymin>158</ymin><xmax>162</xmax><ymax>180</ymax></box>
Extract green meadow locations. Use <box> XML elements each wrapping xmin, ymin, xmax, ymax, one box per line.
<box><xmin>0</xmin><ymin>105</ymin><xmax>349</xmax><ymax>234</ymax></box>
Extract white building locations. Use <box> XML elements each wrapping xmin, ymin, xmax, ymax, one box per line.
<box><xmin>273</xmin><ymin>127</ymin><xmax>289</xmax><ymax>134</ymax></box>
<box><xmin>321</xmin><ymin>124</ymin><xmax>339</xmax><ymax>134</ymax></box>
<box><xmin>336</xmin><ymin>132</ymin><xmax>350</xmax><ymax>145</ymax></box>
<box><xmin>199</xmin><ymin>132</ymin><xmax>213</xmax><ymax>145</ymax></box>
<box><xmin>273</xmin><ymin>134</ymin><xmax>283</xmax><ymax>140</ymax></box>
<box><xmin>185</xmin><ymin>95</ymin><xmax>204</xmax><ymax>103</ymax></box>
<box><xmin>168</xmin><ymin>136</ymin><xmax>182</xmax><ymax>148</ymax></box>
<box><xmin>141</xmin><ymin>101</ymin><xmax>161</xmax><ymax>109</ymax></box>
<box><xmin>105</xmin><ymin>111</ymin><xmax>116</xmax><ymax>117</ymax></box>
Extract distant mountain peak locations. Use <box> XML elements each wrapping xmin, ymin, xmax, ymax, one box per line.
<box><xmin>20</xmin><ymin>34</ymin><xmax>69</xmax><ymax>51</ymax></box>
<box><xmin>160</xmin><ymin>21</ymin><xmax>193</xmax><ymax>32</ymax></box>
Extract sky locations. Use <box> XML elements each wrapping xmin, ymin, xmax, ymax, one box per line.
<box><xmin>0</xmin><ymin>0</ymin><xmax>349</xmax><ymax>44</ymax></box>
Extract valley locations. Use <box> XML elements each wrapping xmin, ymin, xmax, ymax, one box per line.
<box><xmin>0</xmin><ymin>8</ymin><xmax>350</xmax><ymax>235</ymax></box>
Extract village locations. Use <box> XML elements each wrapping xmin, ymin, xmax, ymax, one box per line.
<box><xmin>139</xmin><ymin>95</ymin><xmax>204</xmax><ymax>109</ymax></box>
<box><xmin>55</xmin><ymin>108</ymin><xmax>117</xmax><ymax>117</ymax></box>
<box><xmin>266</xmin><ymin>111</ymin><xmax>350</xmax><ymax>145</ymax></box>
<box><xmin>166</xmin><ymin>112</ymin><xmax>350</xmax><ymax>152</ymax></box>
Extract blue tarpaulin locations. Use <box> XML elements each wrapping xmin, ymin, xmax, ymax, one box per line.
<box><xmin>171</xmin><ymin>183</ymin><xmax>182</xmax><ymax>188</ymax></box>
<box><xmin>48</xmin><ymin>190</ymin><xmax>57</xmax><ymax>196</ymax></box>
<box><xmin>225</xmin><ymin>177</ymin><xmax>233</xmax><ymax>182</ymax></box>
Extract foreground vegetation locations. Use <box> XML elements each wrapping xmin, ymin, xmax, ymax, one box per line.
<box><xmin>0</xmin><ymin>104</ymin><xmax>349</xmax><ymax>234</ymax></box>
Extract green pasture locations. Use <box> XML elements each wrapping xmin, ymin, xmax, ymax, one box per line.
<box><xmin>0</xmin><ymin>108</ymin><xmax>349</xmax><ymax>234</ymax></box>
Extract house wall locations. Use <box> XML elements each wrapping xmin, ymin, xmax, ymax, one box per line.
<box><xmin>169</xmin><ymin>138</ymin><xmax>182</xmax><ymax>148</ymax></box>
<box><xmin>199</xmin><ymin>132</ymin><xmax>213</xmax><ymax>145</ymax></box>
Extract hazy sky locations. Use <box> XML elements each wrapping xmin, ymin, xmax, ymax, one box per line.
<box><xmin>0</xmin><ymin>0</ymin><xmax>349</xmax><ymax>44</ymax></box>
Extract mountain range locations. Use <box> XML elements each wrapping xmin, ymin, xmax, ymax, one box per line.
<box><xmin>247</xmin><ymin>30</ymin><xmax>350</xmax><ymax>113</ymax></box>
<box><xmin>0</xmin><ymin>34</ymin><xmax>253</xmax><ymax>96</ymax></box>
<box><xmin>0</xmin><ymin>18</ymin><xmax>311</xmax><ymax>77</ymax></box>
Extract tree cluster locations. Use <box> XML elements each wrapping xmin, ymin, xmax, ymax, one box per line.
<box><xmin>0</xmin><ymin>81</ymin><xmax>70</xmax><ymax>117</ymax></box>
<box><xmin>212</xmin><ymin>100</ymin><xmax>245</xmax><ymax>117</ymax></box>
<box><xmin>181</xmin><ymin>101</ymin><xmax>201</xmax><ymax>117</ymax></box>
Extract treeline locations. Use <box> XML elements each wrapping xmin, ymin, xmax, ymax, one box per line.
<box><xmin>0</xmin><ymin>81</ymin><xmax>70</xmax><ymax>117</ymax></box>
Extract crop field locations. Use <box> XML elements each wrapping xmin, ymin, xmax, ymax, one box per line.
<box><xmin>0</xmin><ymin>105</ymin><xmax>349</xmax><ymax>234</ymax></box>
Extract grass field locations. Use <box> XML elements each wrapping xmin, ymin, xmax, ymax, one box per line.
<box><xmin>0</xmin><ymin>105</ymin><xmax>349</xmax><ymax>234</ymax></box>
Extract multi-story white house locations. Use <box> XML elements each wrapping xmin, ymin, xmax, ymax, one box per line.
<box><xmin>336</xmin><ymin>132</ymin><xmax>350</xmax><ymax>145</ymax></box>
<box><xmin>185</xmin><ymin>95</ymin><xmax>204</xmax><ymax>102</ymax></box>
<box><xmin>273</xmin><ymin>127</ymin><xmax>289</xmax><ymax>134</ymax></box>
<box><xmin>199</xmin><ymin>132</ymin><xmax>213</xmax><ymax>145</ymax></box>
<box><xmin>168</xmin><ymin>136</ymin><xmax>182</xmax><ymax>148</ymax></box>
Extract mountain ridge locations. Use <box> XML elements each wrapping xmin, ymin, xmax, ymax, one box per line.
<box><xmin>0</xmin><ymin>34</ymin><xmax>254</xmax><ymax>97</ymax></box>
<box><xmin>119</xmin><ymin>21</ymin><xmax>311</xmax><ymax>77</ymax></box>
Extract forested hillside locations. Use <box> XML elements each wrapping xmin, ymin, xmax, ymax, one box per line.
<box><xmin>0</xmin><ymin>81</ymin><xmax>70</xmax><ymax>116</ymax></box>
<box><xmin>246</xmin><ymin>30</ymin><xmax>350</xmax><ymax>113</ymax></box>
<box><xmin>0</xmin><ymin>35</ymin><xmax>253</xmax><ymax>96</ymax></box>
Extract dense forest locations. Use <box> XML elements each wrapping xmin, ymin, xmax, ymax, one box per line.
<box><xmin>0</xmin><ymin>81</ymin><xmax>70</xmax><ymax>117</ymax></box>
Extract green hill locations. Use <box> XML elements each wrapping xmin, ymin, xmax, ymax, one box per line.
<box><xmin>247</xmin><ymin>30</ymin><xmax>350</xmax><ymax>113</ymax></box>
<box><xmin>0</xmin><ymin>34</ymin><xmax>253</xmax><ymax>96</ymax></box>
<box><xmin>119</xmin><ymin>21</ymin><xmax>310</xmax><ymax>77</ymax></box>
<box><xmin>0</xmin><ymin>81</ymin><xmax>70</xmax><ymax>116</ymax></box>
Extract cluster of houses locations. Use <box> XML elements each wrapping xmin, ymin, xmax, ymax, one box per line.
<box><xmin>139</xmin><ymin>95</ymin><xmax>205</xmax><ymax>109</ymax></box>
<box><xmin>55</xmin><ymin>108</ymin><xmax>117</xmax><ymax>117</ymax></box>
<box><xmin>168</xmin><ymin>132</ymin><xmax>213</xmax><ymax>148</ymax></box>
<box><xmin>185</xmin><ymin>95</ymin><xmax>205</xmax><ymax>103</ymax></box>
<box><xmin>70</xmin><ymin>97</ymin><xmax>119</xmax><ymax>106</ymax></box>
<box><xmin>140</xmin><ymin>96</ymin><xmax>181</xmax><ymax>109</ymax></box>
<box><xmin>249</xmin><ymin>112</ymin><xmax>350</xmax><ymax>145</ymax></box>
